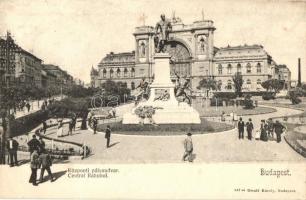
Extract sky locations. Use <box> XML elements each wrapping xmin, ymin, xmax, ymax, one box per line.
<box><xmin>0</xmin><ymin>0</ymin><xmax>305</xmax><ymax>83</ymax></box>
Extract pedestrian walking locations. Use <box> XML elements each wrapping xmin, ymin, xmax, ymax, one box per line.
<box><xmin>26</xmin><ymin>102</ymin><xmax>31</xmax><ymax>112</ymax></box>
<box><xmin>56</xmin><ymin>119</ymin><xmax>63</xmax><ymax>137</ymax></box>
<box><xmin>71</xmin><ymin>112</ymin><xmax>77</xmax><ymax>131</ymax></box>
<box><xmin>29</xmin><ymin>149</ymin><xmax>40</xmax><ymax>186</ymax></box>
<box><xmin>182</xmin><ymin>132</ymin><xmax>193</xmax><ymax>162</ymax></box>
<box><xmin>39</xmin><ymin>149</ymin><xmax>55</xmax><ymax>183</ymax></box>
<box><xmin>246</xmin><ymin>118</ymin><xmax>254</xmax><ymax>140</ymax></box>
<box><xmin>237</xmin><ymin>117</ymin><xmax>245</xmax><ymax>139</ymax></box>
<box><xmin>111</xmin><ymin>106</ymin><xmax>116</xmax><ymax>118</ymax></box>
<box><xmin>260</xmin><ymin>120</ymin><xmax>268</xmax><ymax>142</ymax></box>
<box><xmin>42</xmin><ymin>121</ymin><xmax>47</xmax><ymax>134</ymax></box>
<box><xmin>105</xmin><ymin>125</ymin><xmax>111</xmax><ymax>148</ymax></box>
<box><xmin>92</xmin><ymin>117</ymin><xmax>98</xmax><ymax>134</ymax></box>
<box><xmin>6</xmin><ymin>136</ymin><xmax>19</xmax><ymax>167</ymax></box>
<box><xmin>274</xmin><ymin>120</ymin><xmax>286</xmax><ymax>143</ymax></box>
<box><xmin>267</xmin><ymin>118</ymin><xmax>274</xmax><ymax>139</ymax></box>
<box><xmin>27</xmin><ymin>135</ymin><xmax>41</xmax><ymax>155</ymax></box>
<box><xmin>68</xmin><ymin>120</ymin><xmax>73</xmax><ymax>136</ymax></box>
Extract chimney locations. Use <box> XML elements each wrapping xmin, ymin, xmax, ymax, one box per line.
<box><xmin>298</xmin><ymin>58</ymin><xmax>301</xmax><ymax>87</ymax></box>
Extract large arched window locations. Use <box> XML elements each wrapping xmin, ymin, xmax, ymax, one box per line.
<box><xmin>124</xmin><ymin>68</ymin><xmax>128</xmax><ymax>77</ymax></box>
<box><xmin>131</xmin><ymin>67</ymin><xmax>135</xmax><ymax>77</ymax></box>
<box><xmin>237</xmin><ymin>63</ymin><xmax>242</xmax><ymax>74</ymax></box>
<box><xmin>256</xmin><ymin>63</ymin><xmax>261</xmax><ymax>73</ymax></box>
<box><xmin>109</xmin><ymin>68</ymin><xmax>114</xmax><ymax>78</ymax></box>
<box><xmin>246</xmin><ymin>63</ymin><xmax>251</xmax><ymax>73</ymax></box>
<box><xmin>227</xmin><ymin>64</ymin><xmax>232</xmax><ymax>74</ymax></box>
<box><xmin>218</xmin><ymin>64</ymin><xmax>222</xmax><ymax>75</ymax></box>
<box><xmin>116</xmin><ymin>68</ymin><xmax>121</xmax><ymax>77</ymax></box>
<box><xmin>102</xmin><ymin>68</ymin><xmax>107</xmax><ymax>78</ymax></box>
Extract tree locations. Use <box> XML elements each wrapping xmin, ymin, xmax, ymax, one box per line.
<box><xmin>232</xmin><ymin>73</ymin><xmax>244</xmax><ymax>97</ymax></box>
<box><xmin>101</xmin><ymin>80</ymin><xmax>131</xmax><ymax>105</ymax></box>
<box><xmin>197</xmin><ymin>78</ymin><xmax>220</xmax><ymax>91</ymax></box>
<box><xmin>288</xmin><ymin>90</ymin><xmax>302</xmax><ymax>105</ymax></box>
<box><xmin>261</xmin><ymin>79</ymin><xmax>285</xmax><ymax>94</ymax></box>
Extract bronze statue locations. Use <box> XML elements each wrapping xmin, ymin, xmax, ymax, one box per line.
<box><xmin>154</xmin><ymin>14</ymin><xmax>172</xmax><ymax>53</ymax></box>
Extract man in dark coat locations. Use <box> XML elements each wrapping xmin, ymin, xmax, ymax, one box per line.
<box><xmin>267</xmin><ymin>118</ymin><xmax>274</xmax><ymax>139</ymax></box>
<box><xmin>237</xmin><ymin>117</ymin><xmax>245</xmax><ymax>139</ymax></box>
<box><xmin>27</xmin><ymin>135</ymin><xmax>41</xmax><ymax>154</ymax></box>
<box><xmin>39</xmin><ymin>149</ymin><xmax>55</xmax><ymax>182</ymax></box>
<box><xmin>105</xmin><ymin>125</ymin><xmax>111</xmax><ymax>148</ymax></box>
<box><xmin>6</xmin><ymin>136</ymin><xmax>19</xmax><ymax>167</ymax></box>
<box><xmin>274</xmin><ymin>120</ymin><xmax>286</xmax><ymax>143</ymax></box>
<box><xmin>93</xmin><ymin>117</ymin><xmax>98</xmax><ymax>135</ymax></box>
<box><xmin>246</xmin><ymin>118</ymin><xmax>254</xmax><ymax>140</ymax></box>
<box><xmin>42</xmin><ymin>121</ymin><xmax>47</xmax><ymax>134</ymax></box>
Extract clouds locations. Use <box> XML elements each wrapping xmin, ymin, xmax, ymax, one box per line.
<box><xmin>0</xmin><ymin>0</ymin><xmax>305</xmax><ymax>83</ymax></box>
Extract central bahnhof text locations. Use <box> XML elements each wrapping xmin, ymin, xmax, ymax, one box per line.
<box><xmin>67</xmin><ymin>168</ymin><xmax>119</xmax><ymax>178</ymax></box>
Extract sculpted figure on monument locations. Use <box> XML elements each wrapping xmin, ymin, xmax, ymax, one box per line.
<box><xmin>154</xmin><ymin>14</ymin><xmax>172</xmax><ymax>53</ymax></box>
<box><xmin>135</xmin><ymin>78</ymin><xmax>150</xmax><ymax>104</ymax></box>
<box><xmin>174</xmin><ymin>71</ymin><xmax>192</xmax><ymax>105</ymax></box>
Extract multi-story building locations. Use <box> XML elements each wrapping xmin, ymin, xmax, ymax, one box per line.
<box><xmin>15</xmin><ymin>48</ymin><xmax>43</xmax><ymax>88</ymax></box>
<box><xmin>0</xmin><ymin>32</ymin><xmax>18</xmax><ymax>86</ymax></box>
<box><xmin>42</xmin><ymin>64</ymin><xmax>74</xmax><ymax>90</ymax></box>
<box><xmin>91</xmin><ymin>52</ymin><xmax>136</xmax><ymax>88</ymax></box>
<box><xmin>91</xmin><ymin>16</ymin><xmax>291</xmax><ymax>93</ymax></box>
<box><xmin>0</xmin><ymin>32</ymin><xmax>78</xmax><ymax>93</ymax></box>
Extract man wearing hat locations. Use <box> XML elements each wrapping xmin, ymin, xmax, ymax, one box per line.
<box><xmin>237</xmin><ymin>117</ymin><xmax>245</xmax><ymax>139</ymax></box>
<box><xmin>274</xmin><ymin>120</ymin><xmax>286</xmax><ymax>143</ymax></box>
<box><xmin>182</xmin><ymin>133</ymin><xmax>193</xmax><ymax>162</ymax></box>
<box><xmin>6</xmin><ymin>136</ymin><xmax>19</xmax><ymax>167</ymax></box>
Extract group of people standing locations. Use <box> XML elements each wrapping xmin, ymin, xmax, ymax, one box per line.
<box><xmin>237</xmin><ymin>117</ymin><xmax>286</xmax><ymax>143</ymax></box>
<box><xmin>27</xmin><ymin>134</ymin><xmax>55</xmax><ymax>186</ymax></box>
<box><xmin>56</xmin><ymin>113</ymin><xmax>77</xmax><ymax>137</ymax></box>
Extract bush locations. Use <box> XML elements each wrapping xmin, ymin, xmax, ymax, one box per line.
<box><xmin>97</xmin><ymin>118</ymin><xmax>233</xmax><ymax>135</ymax></box>
<box><xmin>48</xmin><ymin>98</ymin><xmax>90</xmax><ymax>118</ymax></box>
<box><xmin>213</xmin><ymin>92</ymin><xmax>237</xmax><ymax>99</ymax></box>
<box><xmin>262</xmin><ymin>93</ymin><xmax>275</xmax><ymax>100</ymax></box>
<box><xmin>288</xmin><ymin>90</ymin><xmax>302</xmax><ymax>105</ymax></box>
<box><xmin>244</xmin><ymin>94</ymin><xmax>254</xmax><ymax>109</ymax></box>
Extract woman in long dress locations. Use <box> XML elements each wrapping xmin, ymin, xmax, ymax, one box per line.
<box><xmin>56</xmin><ymin>119</ymin><xmax>63</xmax><ymax>137</ymax></box>
<box><xmin>260</xmin><ymin>120</ymin><xmax>268</xmax><ymax>142</ymax></box>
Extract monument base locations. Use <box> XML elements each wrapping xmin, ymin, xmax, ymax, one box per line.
<box><xmin>122</xmin><ymin>53</ymin><xmax>201</xmax><ymax>125</ymax></box>
<box><xmin>122</xmin><ymin>101</ymin><xmax>201</xmax><ymax>124</ymax></box>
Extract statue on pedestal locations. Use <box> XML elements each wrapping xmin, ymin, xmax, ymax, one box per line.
<box><xmin>154</xmin><ymin>14</ymin><xmax>172</xmax><ymax>53</ymax></box>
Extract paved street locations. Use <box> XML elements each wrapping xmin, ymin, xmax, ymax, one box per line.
<box><xmin>0</xmin><ymin>104</ymin><xmax>305</xmax><ymax>199</ymax></box>
<box><xmin>11</xmin><ymin>95</ymin><xmax>63</xmax><ymax>119</ymax></box>
<box><xmin>43</xmin><ymin>104</ymin><xmax>305</xmax><ymax>163</ymax></box>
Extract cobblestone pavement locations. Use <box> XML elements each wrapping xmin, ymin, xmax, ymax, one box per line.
<box><xmin>43</xmin><ymin>105</ymin><xmax>305</xmax><ymax>163</ymax></box>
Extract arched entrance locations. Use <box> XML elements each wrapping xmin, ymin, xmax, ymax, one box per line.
<box><xmin>164</xmin><ymin>41</ymin><xmax>192</xmax><ymax>81</ymax></box>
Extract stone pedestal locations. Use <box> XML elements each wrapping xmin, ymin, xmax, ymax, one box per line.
<box><xmin>122</xmin><ymin>53</ymin><xmax>201</xmax><ymax>124</ymax></box>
